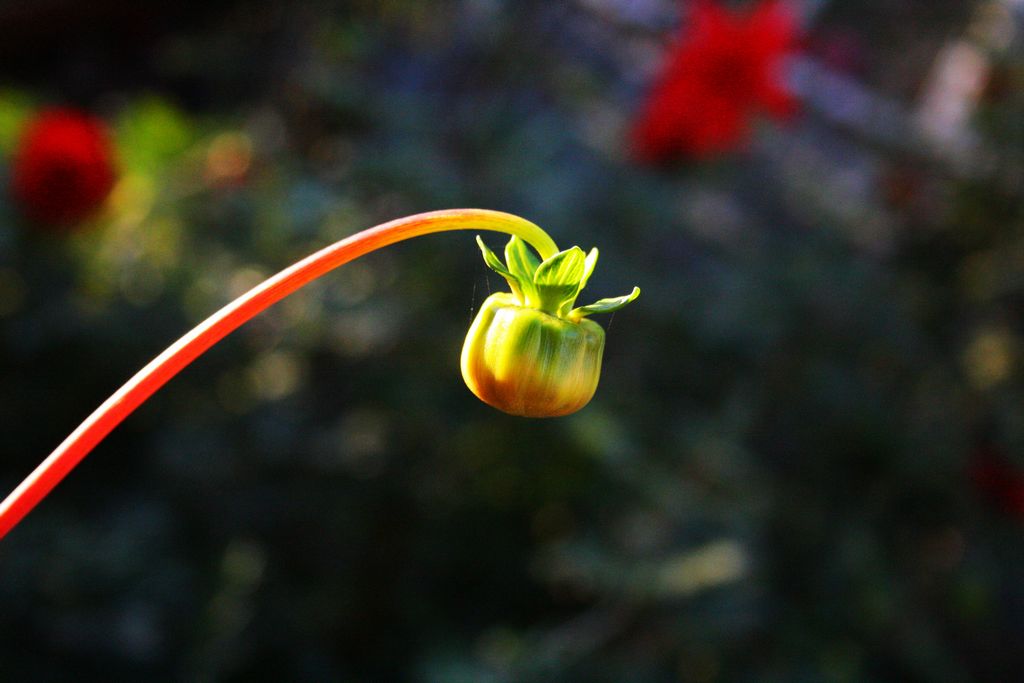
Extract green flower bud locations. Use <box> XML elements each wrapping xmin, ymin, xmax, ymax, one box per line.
<box><xmin>462</xmin><ymin>235</ymin><xmax>639</xmax><ymax>417</ymax></box>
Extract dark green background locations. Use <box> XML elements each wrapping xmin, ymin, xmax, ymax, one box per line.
<box><xmin>1</xmin><ymin>1</ymin><xmax>1022</xmax><ymax>681</ymax></box>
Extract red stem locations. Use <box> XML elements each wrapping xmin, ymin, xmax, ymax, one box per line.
<box><xmin>0</xmin><ymin>209</ymin><xmax>558</xmax><ymax>540</ymax></box>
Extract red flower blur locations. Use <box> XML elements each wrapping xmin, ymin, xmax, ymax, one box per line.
<box><xmin>969</xmin><ymin>443</ymin><xmax>1024</xmax><ymax>521</ymax></box>
<box><xmin>11</xmin><ymin>108</ymin><xmax>117</xmax><ymax>229</ymax></box>
<box><xmin>630</xmin><ymin>0</ymin><xmax>799</xmax><ymax>162</ymax></box>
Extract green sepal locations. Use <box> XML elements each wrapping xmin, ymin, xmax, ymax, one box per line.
<box><xmin>570</xmin><ymin>286</ymin><xmax>640</xmax><ymax>320</ymax></box>
<box><xmin>563</xmin><ymin>247</ymin><xmax>600</xmax><ymax>317</ymax></box>
<box><xmin>579</xmin><ymin>248</ymin><xmax>598</xmax><ymax>292</ymax></box>
<box><xmin>476</xmin><ymin>236</ymin><xmax>638</xmax><ymax>322</ymax></box>
<box><xmin>477</xmin><ymin>235</ymin><xmax>526</xmax><ymax>303</ymax></box>
<box><xmin>504</xmin><ymin>236</ymin><xmax>540</xmax><ymax>305</ymax></box>
<box><xmin>505</xmin><ymin>236</ymin><xmax>540</xmax><ymax>280</ymax></box>
<box><xmin>535</xmin><ymin>246</ymin><xmax>586</xmax><ymax>286</ymax></box>
<box><xmin>534</xmin><ymin>246</ymin><xmax>587</xmax><ymax>315</ymax></box>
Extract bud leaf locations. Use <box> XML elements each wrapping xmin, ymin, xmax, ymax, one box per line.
<box><xmin>477</xmin><ymin>235</ymin><xmax>526</xmax><ymax>303</ymax></box>
<box><xmin>535</xmin><ymin>246</ymin><xmax>586</xmax><ymax>287</ymax></box>
<box><xmin>570</xmin><ymin>286</ymin><xmax>640</xmax><ymax>320</ymax></box>
<box><xmin>579</xmin><ymin>248</ymin><xmax>599</xmax><ymax>291</ymax></box>
<box><xmin>504</xmin><ymin>236</ymin><xmax>540</xmax><ymax>305</ymax></box>
<box><xmin>505</xmin><ymin>236</ymin><xmax>540</xmax><ymax>280</ymax></box>
<box><xmin>475</xmin><ymin>236</ymin><xmax>638</xmax><ymax>321</ymax></box>
<box><xmin>534</xmin><ymin>246</ymin><xmax>587</xmax><ymax>315</ymax></box>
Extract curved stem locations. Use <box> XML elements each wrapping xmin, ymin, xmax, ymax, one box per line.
<box><xmin>0</xmin><ymin>208</ymin><xmax>558</xmax><ymax>540</ymax></box>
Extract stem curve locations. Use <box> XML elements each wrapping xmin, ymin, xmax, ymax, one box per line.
<box><xmin>0</xmin><ymin>208</ymin><xmax>558</xmax><ymax>540</ymax></box>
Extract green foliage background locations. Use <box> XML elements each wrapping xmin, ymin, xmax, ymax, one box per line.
<box><xmin>1</xmin><ymin>1</ymin><xmax>1023</xmax><ymax>681</ymax></box>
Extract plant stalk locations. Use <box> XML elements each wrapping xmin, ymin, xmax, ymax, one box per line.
<box><xmin>0</xmin><ymin>209</ymin><xmax>558</xmax><ymax>540</ymax></box>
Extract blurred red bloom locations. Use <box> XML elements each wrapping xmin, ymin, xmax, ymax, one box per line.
<box><xmin>969</xmin><ymin>444</ymin><xmax>1024</xmax><ymax>520</ymax></box>
<box><xmin>630</xmin><ymin>0</ymin><xmax>799</xmax><ymax>162</ymax></box>
<box><xmin>11</xmin><ymin>108</ymin><xmax>117</xmax><ymax>229</ymax></box>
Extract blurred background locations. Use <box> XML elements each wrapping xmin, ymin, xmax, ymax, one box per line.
<box><xmin>1</xmin><ymin>0</ymin><xmax>1024</xmax><ymax>680</ymax></box>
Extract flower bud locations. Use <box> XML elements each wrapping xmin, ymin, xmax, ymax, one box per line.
<box><xmin>462</xmin><ymin>292</ymin><xmax>605</xmax><ymax>417</ymax></box>
<box><xmin>462</xmin><ymin>235</ymin><xmax>639</xmax><ymax>418</ymax></box>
